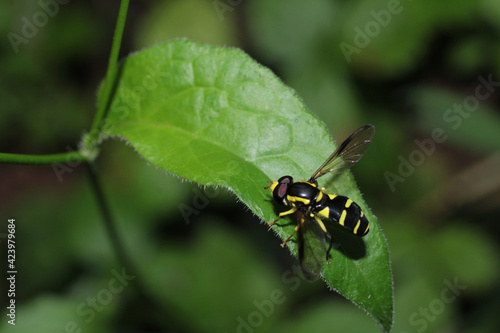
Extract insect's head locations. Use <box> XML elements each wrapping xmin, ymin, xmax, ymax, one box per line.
<box><xmin>266</xmin><ymin>175</ymin><xmax>293</xmax><ymax>205</ymax></box>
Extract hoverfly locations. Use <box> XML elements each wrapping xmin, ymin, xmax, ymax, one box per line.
<box><xmin>265</xmin><ymin>124</ymin><xmax>375</xmax><ymax>279</ymax></box>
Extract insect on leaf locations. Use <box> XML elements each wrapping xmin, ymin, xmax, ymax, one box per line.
<box><xmin>99</xmin><ymin>39</ymin><xmax>393</xmax><ymax>332</ymax></box>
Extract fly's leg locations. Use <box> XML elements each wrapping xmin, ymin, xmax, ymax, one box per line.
<box><xmin>325</xmin><ymin>237</ymin><xmax>334</xmax><ymax>264</ymax></box>
<box><xmin>280</xmin><ymin>224</ymin><xmax>300</xmax><ymax>248</ymax></box>
<box><xmin>268</xmin><ymin>207</ymin><xmax>297</xmax><ymax>226</ymax></box>
<box><xmin>314</xmin><ymin>215</ymin><xmax>333</xmax><ymax>263</ymax></box>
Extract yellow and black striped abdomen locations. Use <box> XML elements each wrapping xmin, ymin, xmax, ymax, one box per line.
<box><xmin>315</xmin><ymin>194</ymin><xmax>369</xmax><ymax>236</ymax></box>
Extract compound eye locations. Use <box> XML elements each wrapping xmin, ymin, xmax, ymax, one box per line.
<box><xmin>273</xmin><ymin>176</ymin><xmax>293</xmax><ymax>204</ymax></box>
<box><xmin>277</xmin><ymin>175</ymin><xmax>293</xmax><ymax>184</ymax></box>
<box><xmin>277</xmin><ymin>183</ymin><xmax>288</xmax><ymax>198</ymax></box>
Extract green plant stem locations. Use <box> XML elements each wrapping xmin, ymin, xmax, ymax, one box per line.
<box><xmin>0</xmin><ymin>0</ymin><xmax>130</xmax><ymax>165</ymax></box>
<box><xmin>86</xmin><ymin>162</ymin><xmax>193</xmax><ymax>332</ymax></box>
<box><xmin>0</xmin><ymin>151</ymin><xmax>86</xmax><ymax>165</ymax></box>
<box><xmin>85</xmin><ymin>2</ymin><xmax>195</xmax><ymax>330</ymax></box>
<box><xmin>86</xmin><ymin>162</ymin><xmax>134</xmax><ymax>271</ymax></box>
<box><xmin>90</xmin><ymin>0</ymin><xmax>130</xmax><ymax>134</ymax></box>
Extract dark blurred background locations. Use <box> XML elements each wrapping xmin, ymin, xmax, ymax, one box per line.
<box><xmin>1</xmin><ymin>0</ymin><xmax>500</xmax><ymax>332</ymax></box>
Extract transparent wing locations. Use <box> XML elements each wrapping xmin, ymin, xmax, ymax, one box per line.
<box><xmin>297</xmin><ymin>210</ymin><xmax>325</xmax><ymax>281</ymax></box>
<box><xmin>309</xmin><ymin>124</ymin><xmax>375</xmax><ymax>182</ymax></box>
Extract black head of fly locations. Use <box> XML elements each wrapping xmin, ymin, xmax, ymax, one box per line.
<box><xmin>265</xmin><ymin>175</ymin><xmax>293</xmax><ymax>205</ymax></box>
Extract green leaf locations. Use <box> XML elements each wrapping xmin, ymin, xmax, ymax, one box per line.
<box><xmin>100</xmin><ymin>39</ymin><xmax>393</xmax><ymax>332</ymax></box>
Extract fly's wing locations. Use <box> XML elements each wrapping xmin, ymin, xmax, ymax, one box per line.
<box><xmin>298</xmin><ymin>210</ymin><xmax>326</xmax><ymax>281</ymax></box>
<box><xmin>309</xmin><ymin>124</ymin><xmax>375</xmax><ymax>182</ymax></box>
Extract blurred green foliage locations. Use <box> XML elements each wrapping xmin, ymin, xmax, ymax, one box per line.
<box><xmin>1</xmin><ymin>0</ymin><xmax>500</xmax><ymax>332</ymax></box>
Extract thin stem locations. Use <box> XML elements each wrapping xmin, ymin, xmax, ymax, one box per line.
<box><xmin>90</xmin><ymin>0</ymin><xmax>130</xmax><ymax>134</ymax></box>
<box><xmin>86</xmin><ymin>162</ymin><xmax>193</xmax><ymax>332</ymax></box>
<box><xmin>0</xmin><ymin>0</ymin><xmax>130</xmax><ymax>165</ymax></box>
<box><xmin>0</xmin><ymin>151</ymin><xmax>86</xmax><ymax>165</ymax></box>
<box><xmin>86</xmin><ymin>162</ymin><xmax>136</xmax><ymax>273</ymax></box>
